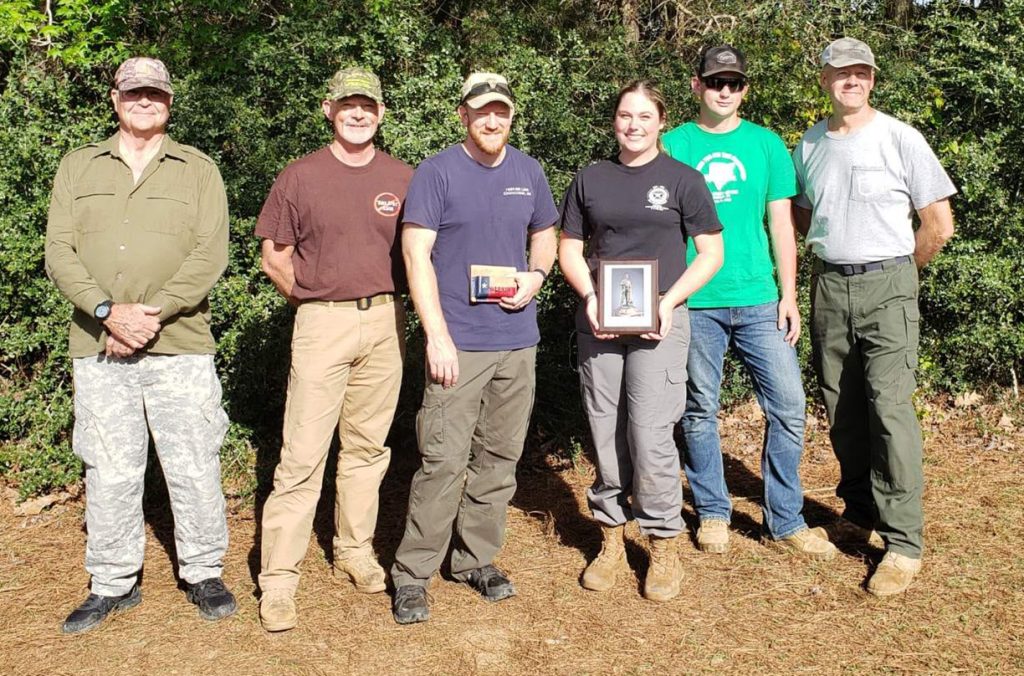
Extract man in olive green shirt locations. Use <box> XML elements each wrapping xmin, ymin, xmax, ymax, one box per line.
<box><xmin>45</xmin><ymin>57</ymin><xmax>237</xmax><ymax>634</ymax></box>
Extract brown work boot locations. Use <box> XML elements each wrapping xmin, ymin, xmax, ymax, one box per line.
<box><xmin>581</xmin><ymin>524</ymin><xmax>627</xmax><ymax>592</ymax></box>
<box><xmin>696</xmin><ymin>519</ymin><xmax>729</xmax><ymax>554</ymax></box>
<box><xmin>810</xmin><ymin>517</ymin><xmax>884</xmax><ymax>548</ymax></box>
<box><xmin>867</xmin><ymin>551</ymin><xmax>921</xmax><ymax>597</ymax></box>
<box><xmin>767</xmin><ymin>527</ymin><xmax>838</xmax><ymax>561</ymax></box>
<box><xmin>259</xmin><ymin>589</ymin><xmax>297</xmax><ymax>632</ymax></box>
<box><xmin>643</xmin><ymin>535</ymin><xmax>683</xmax><ymax>602</ymax></box>
<box><xmin>334</xmin><ymin>554</ymin><xmax>387</xmax><ymax>593</ymax></box>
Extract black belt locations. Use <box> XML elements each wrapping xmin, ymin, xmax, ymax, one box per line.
<box><xmin>815</xmin><ymin>255</ymin><xmax>913</xmax><ymax>276</ymax></box>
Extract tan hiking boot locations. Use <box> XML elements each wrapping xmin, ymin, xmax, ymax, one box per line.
<box><xmin>696</xmin><ymin>519</ymin><xmax>729</xmax><ymax>554</ymax></box>
<box><xmin>867</xmin><ymin>551</ymin><xmax>921</xmax><ymax>596</ymax></box>
<box><xmin>581</xmin><ymin>524</ymin><xmax>627</xmax><ymax>591</ymax></box>
<box><xmin>810</xmin><ymin>518</ymin><xmax>885</xmax><ymax>548</ymax></box>
<box><xmin>334</xmin><ymin>554</ymin><xmax>387</xmax><ymax>593</ymax></box>
<box><xmin>767</xmin><ymin>527</ymin><xmax>838</xmax><ymax>561</ymax></box>
<box><xmin>259</xmin><ymin>589</ymin><xmax>297</xmax><ymax>632</ymax></box>
<box><xmin>644</xmin><ymin>536</ymin><xmax>683</xmax><ymax>602</ymax></box>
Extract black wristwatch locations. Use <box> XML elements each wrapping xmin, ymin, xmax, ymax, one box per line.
<box><xmin>94</xmin><ymin>300</ymin><xmax>113</xmax><ymax>321</ymax></box>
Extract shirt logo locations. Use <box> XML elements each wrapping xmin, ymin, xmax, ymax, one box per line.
<box><xmin>374</xmin><ymin>192</ymin><xmax>401</xmax><ymax>216</ymax></box>
<box><xmin>503</xmin><ymin>186</ymin><xmax>533</xmax><ymax>197</ymax></box>
<box><xmin>695</xmin><ymin>152</ymin><xmax>747</xmax><ymax>204</ymax></box>
<box><xmin>645</xmin><ymin>185</ymin><xmax>669</xmax><ymax>211</ymax></box>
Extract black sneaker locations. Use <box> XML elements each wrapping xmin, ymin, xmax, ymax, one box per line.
<box><xmin>62</xmin><ymin>585</ymin><xmax>141</xmax><ymax>634</ymax></box>
<box><xmin>185</xmin><ymin>577</ymin><xmax>237</xmax><ymax>621</ymax></box>
<box><xmin>466</xmin><ymin>565</ymin><xmax>516</xmax><ymax>602</ymax></box>
<box><xmin>392</xmin><ymin>585</ymin><xmax>430</xmax><ymax>625</ymax></box>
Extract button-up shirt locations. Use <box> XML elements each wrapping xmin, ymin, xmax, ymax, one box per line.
<box><xmin>45</xmin><ymin>133</ymin><xmax>229</xmax><ymax>358</ymax></box>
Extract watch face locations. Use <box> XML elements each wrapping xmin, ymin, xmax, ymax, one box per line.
<box><xmin>95</xmin><ymin>303</ymin><xmax>111</xmax><ymax>320</ymax></box>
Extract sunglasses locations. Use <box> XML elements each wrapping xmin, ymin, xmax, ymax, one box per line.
<box><xmin>461</xmin><ymin>81</ymin><xmax>514</xmax><ymax>105</ymax></box>
<box><xmin>702</xmin><ymin>76</ymin><xmax>747</xmax><ymax>92</ymax></box>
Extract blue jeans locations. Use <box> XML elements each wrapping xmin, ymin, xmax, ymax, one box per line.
<box><xmin>680</xmin><ymin>302</ymin><xmax>807</xmax><ymax>539</ymax></box>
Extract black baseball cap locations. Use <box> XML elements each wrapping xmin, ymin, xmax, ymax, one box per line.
<box><xmin>698</xmin><ymin>45</ymin><xmax>748</xmax><ymax>77</ymax></box>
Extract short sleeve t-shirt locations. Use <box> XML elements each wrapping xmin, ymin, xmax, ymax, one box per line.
<box><xmin>560</xmin><ymin>153</ymin><xmax>723</xmax><ymax>293</ymax></box>
<box><xmin>662</xmin><ymin>120</ymin><xmax>797</xmax><ymax>308</ymax></box>
<box><xmin>403</xmin><ymin>144</ymin><xmax>558</xmax><ymax>352</ymax></box>
<box><xmin>255</xmin><ymin>147</ymin><xmax>413</xmax><ymax>301</ymax></box>
<box><xmin>792</xmin><ymin>111</ymin><xmax>957</xmax><ymax>264</ymax></box>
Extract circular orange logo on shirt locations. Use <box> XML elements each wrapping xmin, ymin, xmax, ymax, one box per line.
<box><xmin>374</xmin><ymin>192</ymin><xmax>401</xmax><ymax>216</ymax></box>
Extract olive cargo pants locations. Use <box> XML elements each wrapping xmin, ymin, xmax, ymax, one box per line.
<box><xmin>811</xmin><ymin>258</ymin><xmax>924</xmax><ymax>558</ymax></box>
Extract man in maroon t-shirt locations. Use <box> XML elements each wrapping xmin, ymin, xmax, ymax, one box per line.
<box><xmin>253</xmin><ymin>67</ymin><xmax>413</xmax><ymax>632</ymax></box>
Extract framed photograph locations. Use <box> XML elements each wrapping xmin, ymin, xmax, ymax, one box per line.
<box><xmin>597</xmin><ymin>259</ymin><xmax>659</xmax><ymax>334</ymax></box>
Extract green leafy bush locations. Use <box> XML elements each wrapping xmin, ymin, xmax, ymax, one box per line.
<box><xmin>1</xmin><ymin>0</ymin><xmax>1020</xmax><ymax>496</ymax></box>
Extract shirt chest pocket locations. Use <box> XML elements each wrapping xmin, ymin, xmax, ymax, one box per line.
<box><xmin>849</xmin><ymin>166</ymin><xmax>889</xmax><ymax>202</ymax></box>
<box><xmin>72</xmin><ymin>182</ymin><xmax>117</xmax><ymax>233</ymax></box>
<box><xmin>142</xmin><ymin>189</ymin><xmax>193</xmax><ymax>235</ymax></box>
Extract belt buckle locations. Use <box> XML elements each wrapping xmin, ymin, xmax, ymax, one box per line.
<box><xmin>840</xmin><ymin>264</ymin><xmax>857</xmax><ymax>276</ymax></box>
<box><xmin>356</xmin><ymin>297</ymin><xmax>371</xmax><ymax>311</ymax></box>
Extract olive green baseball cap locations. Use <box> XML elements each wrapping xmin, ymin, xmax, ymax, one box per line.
<box><xmin>326</xmin><ymin>67</ymin><xmax>383</xmax><ymax>103</ymax></box>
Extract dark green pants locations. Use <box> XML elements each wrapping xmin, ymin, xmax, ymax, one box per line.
<box><xmin>391</xmin><ymin>347</ymin><xmax>536</xmax><ymax>588</ymax></box>
<box><xmin>811</xmin><ymin>259</ymin><xmax>923</xmax><ymax>558</ymax></box>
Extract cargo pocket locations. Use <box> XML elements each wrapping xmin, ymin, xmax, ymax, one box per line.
<box><xmin>665</xmin><ymin>367</ymin><xmax>688</xmax><ymax>424</ymax></box>
<box><xmin>904</xmin><ymin>303</ymin><xmax>920</xmax><ymax>370</ymax></box>
<box><xmin>72</xmin><ymin>401</ymin><xmax>102</xmax><ymax>468</ymax></box>
<box><xmin>415</xmin><ymin>402</ymin><xmax>445</xmax><ymax>460</ymax></box>
<box><xmin>201</xmin><ymin>393</ymin><xmax>230</xmax><ymax>452</ymax></box>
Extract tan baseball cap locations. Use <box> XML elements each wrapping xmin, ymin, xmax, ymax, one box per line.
<box><xmin>820</xmin><ymin>37</ymin><xmax>878</xmax><ymax>70</ymax></box>
<box><xmin>114</xmin><ymin>57</ymin><xmax>173</xmax><ymax>94</ymax></box>
<box><xmin>460</xmin><ymin>72</ymin><xmax>515</xmax><ymax>114</ymax></box>
<box><xmin>327</xmin><ymin>67</ymin><xmax>383</xmax><ymax>103</ymax></box>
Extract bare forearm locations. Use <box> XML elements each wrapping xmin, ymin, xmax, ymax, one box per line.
<box><xmin>914</xmin><ymin>199</ymin><xmax>954</xmax><ymax>269</ymax></box>
<box><xmin>405</xmin><ymin>256</ymin><xmax>450</xmax><ymax>340</ymax></box>
<box><xmin>527</xmin><ymin>226</ymin><xmax>557</xmax><ymax>276</ymax></box>
<box><xmin>768</xmin><ymin>201</ymin><xmax>798</xmax><ymax>299</ymax></box>
<box><xmin>557</xmin><ymin>237</ymin><xmax>594</xmax><ymax>297</ymax></box>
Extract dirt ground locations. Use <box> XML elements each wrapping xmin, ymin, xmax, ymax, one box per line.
<box><xmin>1</xmin><ymin>398</ymin><xmax>1022</xmax><ymax>675</ymax></box>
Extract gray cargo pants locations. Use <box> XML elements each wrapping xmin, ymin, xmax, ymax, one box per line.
<box><xmin>391</xmin><ymin>347</ymin><xmax>536</xmax><ymax>588</ymax></box>
<box><xmin>72</xmin><ymin>353</ymin><xmax>230</xmax><ymax>596</ymax></box>
<box><xmin>578</xmin><ymin>305</ymin><xmax>690</xmax><ymax>537</ymax></box>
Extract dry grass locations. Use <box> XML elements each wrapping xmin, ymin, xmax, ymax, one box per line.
<box><xmin>1</xmin><ymin>397</ymin><xmax>1022</xmax><ymax>675</ymax></box>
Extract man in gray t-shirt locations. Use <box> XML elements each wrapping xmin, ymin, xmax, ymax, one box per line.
<box><xmin>793</xmin><ymin>37</ymin><xmax>956</xmax><ymax>597</ymax></box>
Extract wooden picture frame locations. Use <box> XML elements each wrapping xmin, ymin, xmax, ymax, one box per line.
<box><xmin>597</xmin><ymin>259</ymin><xmax>659</xmax><ymax>334</ymax></box>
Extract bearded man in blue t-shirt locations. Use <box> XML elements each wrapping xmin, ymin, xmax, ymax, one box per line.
<box><xmin>390</xmin><ymin>72</ymin><xmax>558</xmax><ymax>625</ymax></box>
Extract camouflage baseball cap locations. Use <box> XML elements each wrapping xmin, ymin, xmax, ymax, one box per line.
<box><xmin>114</xmin><ymin>57</ymin><xmax>174</xmax><ymax>94</ymax></box>
<box><xmin>820</xmin><ymin>37</ymin><xmax>878</xmax><ymax>70</ymax></box>
<box><xmin>327</xmin><ymin>67</ymin><xmax>383</xmax><ymax>103</ymax></box>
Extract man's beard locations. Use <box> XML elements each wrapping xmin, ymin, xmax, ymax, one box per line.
<box><xmin>468</xmin><ymin>124</ymin><xmax>510</xmax><ymax>156</ymax></box>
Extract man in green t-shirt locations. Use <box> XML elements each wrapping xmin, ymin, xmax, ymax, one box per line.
<box><xmin>663</xmin><ymin>45</ymin><xmax>835</xmax><ymax>560</ymax></box>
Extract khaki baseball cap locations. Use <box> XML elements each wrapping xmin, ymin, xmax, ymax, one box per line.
<box><xmin>820</xmin><ymin>37</ymin><xmax>878</xmax><ymax>70</ymax></box>
<box><xmin>460</xmin><ymin>72</ymin><xmax>515</xmax><ymax>114</ymax></box>
<box><xmin>114</xmin><ymin>57</ymin><xmax>173</xmax><ymax>94</ymax></box>
<box><xmin>327</xmin><ymin>67</ymin><xmax>383</xmax><ymax>103</ymax></box>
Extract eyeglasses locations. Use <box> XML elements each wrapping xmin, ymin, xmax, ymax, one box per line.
<box><xmin>702</xmin><ymin>77</ymin><xmax>747</xmax><ymax>92</ymax></box>
<box><xmin>461</xmin><ymin>81</ymin><xmax>514</xmax><ymax>105</ymax></box>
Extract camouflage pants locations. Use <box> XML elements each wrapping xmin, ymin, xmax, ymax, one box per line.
<box><xmin>72</xmin><ymin>353</ymin><xmax>230</xmax><ymax>596</ymax></box>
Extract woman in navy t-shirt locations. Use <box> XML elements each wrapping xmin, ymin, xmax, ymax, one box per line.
<box><xmin>558</xmin><ymin>80</ymin><xmax>723</xmax><ymax>602</ymax></box>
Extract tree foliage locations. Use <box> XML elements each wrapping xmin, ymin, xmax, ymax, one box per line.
<box><xmin>1</xmin><ymin>0</ymin><xmax>1020</xmax><ymax>495</ymax></box>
